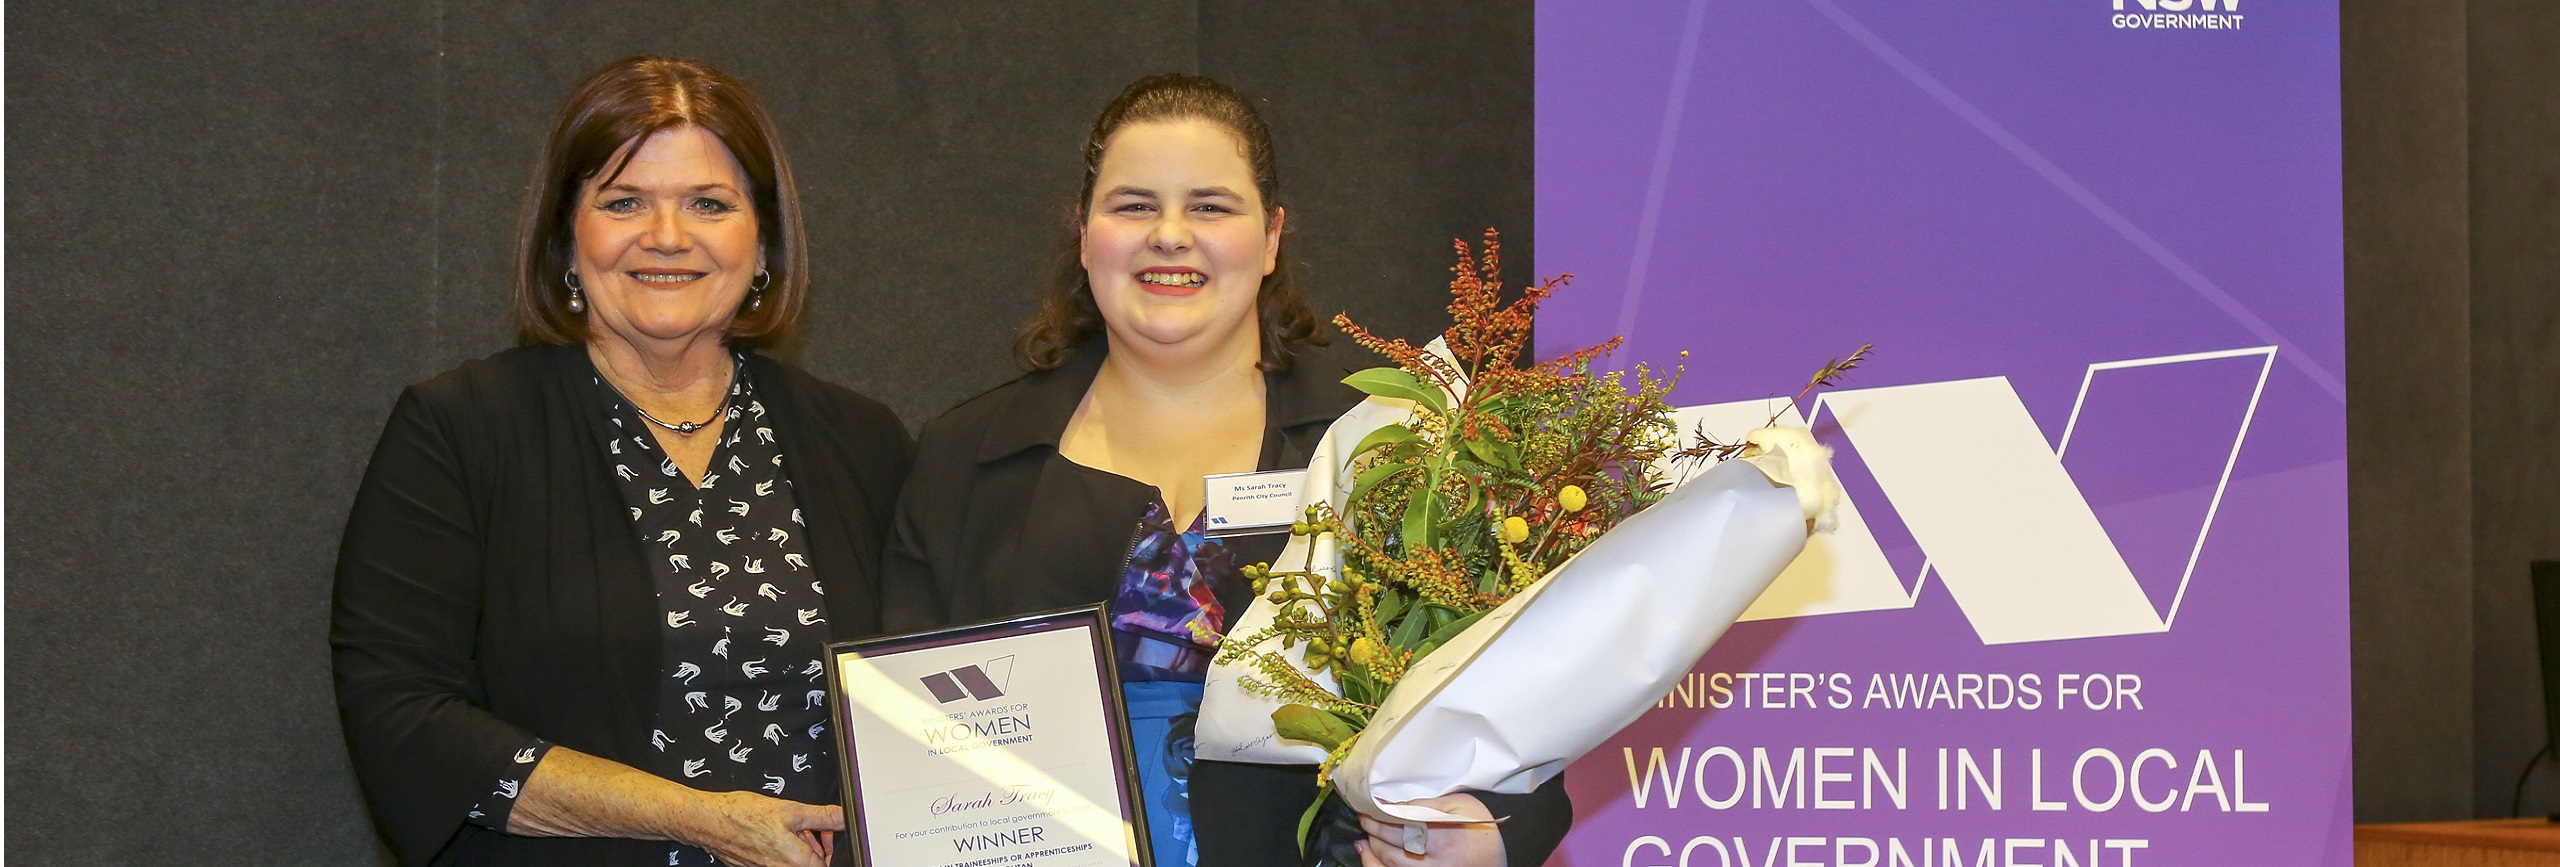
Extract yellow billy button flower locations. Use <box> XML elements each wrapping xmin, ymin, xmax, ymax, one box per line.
<box><xmin>1501</xmin><ymin>515</ymin><xmax>1530</xmax><ymax>544</ymax></box>
<box><xmin>1558</xmin><ymin>484</ymin><xmax>1588</xmax><ymax>513</ymax></box>
<box><xmin>1349</xmin><ymin>637</ymin><xmax>1383</xmax><ymax>670</ymax></box>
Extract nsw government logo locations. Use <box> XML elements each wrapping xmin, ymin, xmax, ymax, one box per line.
<box><xmin>919</xmin><ymin>655</ymin><xmax>1015</xmax><ymax>704</ymax></box>
<box><xmin>2111</xmin><ymin>0</ymin><xmax>2245</xmax><ymax>30</ymax></box>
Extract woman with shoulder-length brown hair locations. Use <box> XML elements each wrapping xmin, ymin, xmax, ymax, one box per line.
<box><xmin>883</xmin><ymin>73</ymin><xmax>1569</xmax><ymax>867</ymax></box>
<box><xmin>332</xmin><ymin>55</ymin><xmax>907</xmax><ymax>867</ymax></box>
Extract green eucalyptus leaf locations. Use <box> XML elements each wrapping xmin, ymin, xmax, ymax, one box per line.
<box><xmin>1375</xmin><ymin>587</ymin><xmax>1410</xmax><ymax>625</ymax></box>
<box><xmin>1424</xmin><ymin>608</ymin><xmax>1490</xmax><ymax>648</ymax></box>
<box><xmin>1272</xmin><ymin>703</ymin><xmax>1357</xmax><ymax>751</ymax></box>
<box><xmin>1352</xmin><ymin>460</ymin><xmax>1415</xmax><ymax>496</ymax></box>
<box><xmin>1391</xmin><ymin>604</ymin><xmax>1432</xmax><ymax>648</ymax></box>
<box><xmin>1344</xmin><ymin>367</ymin><xmax>1447</xmax><ymax>414</ymax></box>
<box><xmin>1401</xmin><ymin>490</ymin><xmax>1434</xmax><ymax>551</ymax></box>
<box><xmin>1351</xmin><ymin>423</ymin><xmax>1419</xmax><ymax>460</ymax></box>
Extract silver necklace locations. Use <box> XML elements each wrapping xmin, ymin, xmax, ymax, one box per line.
<box><xmin>617</xmin><ymin>360</ymin><xmax>739</xmax><ymax>436</ymax></box>
<box><xmin>631</xmin><ymin>393</ymin><xmax>732</xmax><ymax>435</ymax></box>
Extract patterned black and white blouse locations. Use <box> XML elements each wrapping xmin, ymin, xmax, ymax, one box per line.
<box><xmin>470</xmin><ymin>356</ymin><xmax>835</xmax><ymax>865</ymax></box>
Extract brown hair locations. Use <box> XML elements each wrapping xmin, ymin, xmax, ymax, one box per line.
<box><xmin>512</xmin><ymin>56</ymin><xmax>807</xmax><ymax>350</ymax></box>
<box><xmin>1013</xmin><ymin>73</ymin><xmax>1325</xmax><ymax>372</ymax></box>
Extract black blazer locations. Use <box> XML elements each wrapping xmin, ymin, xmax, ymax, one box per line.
<box><xmin>881</xmin><ymin>341</ymin><xmax>1569</xmax><ymax>867</ymax></box>
<box><xmin>331</xmin><ymin>345</ymin><xmax>909</xmax><ymax>867</ymax></box>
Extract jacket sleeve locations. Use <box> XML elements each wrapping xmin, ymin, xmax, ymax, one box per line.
<box><xmin>330</xmin><ymin>386</ymin><xmax>540</xmax><ymax>866</ymax></box>
<box><xmin>1476</xmin><ymin>773</ymin><xmax>1573</xmax><ymax>867</ymax></box>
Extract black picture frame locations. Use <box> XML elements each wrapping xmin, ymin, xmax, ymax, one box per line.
<box><xmin>824</xmin><ymin>605</ymin><xmax>1153</xmax><ymax>866</ymax></box>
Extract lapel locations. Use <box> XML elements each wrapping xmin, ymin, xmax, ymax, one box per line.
<box><xmin>744</xmin><ymin>353</ymin><xmax>888</xmax><ymax>644</ymax></box>
<box><xmin>978</xmin><ymin>343</ymin><xmax>1158</xmax><ymax>614</ymax></box>
<box><xmin>533</xmin><ymin>345</ymin><xmax>662</xmax><ymax>762</ymax></box>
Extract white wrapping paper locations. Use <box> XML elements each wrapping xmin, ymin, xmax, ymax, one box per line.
<box><xmin>1198</xmin><ymin>381</ymin><xmax>1836</xmax><ymax>826</ymax></box>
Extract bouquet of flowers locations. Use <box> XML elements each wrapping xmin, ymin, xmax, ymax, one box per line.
<box><xmin>1195</xmin><ymin>231</ymin><xmax>1866</xmax><ymax>861</ymax></box>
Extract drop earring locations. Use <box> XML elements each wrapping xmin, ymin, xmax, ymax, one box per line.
<box><xmin>564</xmin><ymin>269</ymin><xmax>585</xmax><ymax>313</ymax></box>
<box><xmin>747</xmin><ymin>268</ymin><xmax>771</xmax><ymax>312</ymax></box>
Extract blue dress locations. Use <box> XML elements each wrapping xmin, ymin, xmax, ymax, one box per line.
<box><xmin>1107</xmin><ymin>501</ymin><xmax>1240</xmax><ymax>867</ymax></box>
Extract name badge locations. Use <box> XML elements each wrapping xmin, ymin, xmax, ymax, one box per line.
<box><xmin>1201</xmin><ymin>468</ymin><xmax>1310</xmax><ymax>537</ymax></box>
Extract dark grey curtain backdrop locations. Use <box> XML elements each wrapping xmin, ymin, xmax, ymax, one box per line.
<box><xmin>6</xmin><ymin>3</ymin><xmax>1530</xmax><ymax>863</ymax></box>
<box><xmin>15</xmin><ymin>0</ymin><xmax>2560</xmax><ymax>862</ymax></box>
<box><xmin>2345</xmin><ymin>0</ymin><xmax>2560</xmax><ymax>824</ymax></box>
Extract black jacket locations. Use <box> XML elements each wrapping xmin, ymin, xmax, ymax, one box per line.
<box><xmin>331</xmin><ymin>345</ymin><xmax>909</xmax><ymax>866</ymax></box>
<box><xmin>881</xmin><ymin>340</ymin><xmax>1569</xmax><ymax>866</ymax></box>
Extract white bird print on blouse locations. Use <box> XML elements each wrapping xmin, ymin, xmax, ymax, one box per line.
<box><xmin>597</xmin><ymin>369</ymin><xmax>831</xmax><ymax>845</ymax></box>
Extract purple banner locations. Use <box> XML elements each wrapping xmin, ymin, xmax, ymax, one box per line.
<box><xmin>1536</xmin><ymin>1</ymin><xmax>2345</xmax><ymax>865</ymax></box>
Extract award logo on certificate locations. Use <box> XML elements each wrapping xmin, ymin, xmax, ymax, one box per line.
<box><xmin>826</xmin><ymin>607</ymin><xmax>1151</xmax><ymax>866</ymax></box>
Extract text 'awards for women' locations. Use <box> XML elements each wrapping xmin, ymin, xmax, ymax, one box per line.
<box><xmin>826</xmin><ymin>607</ymin><xmax>1151</xmax><ymax>867</ymax></box>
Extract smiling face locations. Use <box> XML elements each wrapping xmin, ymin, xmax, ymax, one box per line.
<box><xmin>571</xmin><ymin>124</ymin><xmax>764</xmax><ymax>352</ymax></box>
<box><xmin>1080</xmin><ymin>118</ymin><xmax>1283</xmax><ymax>359</ymax></box>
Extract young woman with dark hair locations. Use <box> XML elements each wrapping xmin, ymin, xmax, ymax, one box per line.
<box><xmin>885</xmin><ymin>73</ymin><xmax>1568</xmax><ymax>867</ymax></box>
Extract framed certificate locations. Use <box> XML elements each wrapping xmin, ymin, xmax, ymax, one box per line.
<box><xmin>826</xmin><ymin>607</ymin><xmax>1151</xmax><ymax>866</ymax></box>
